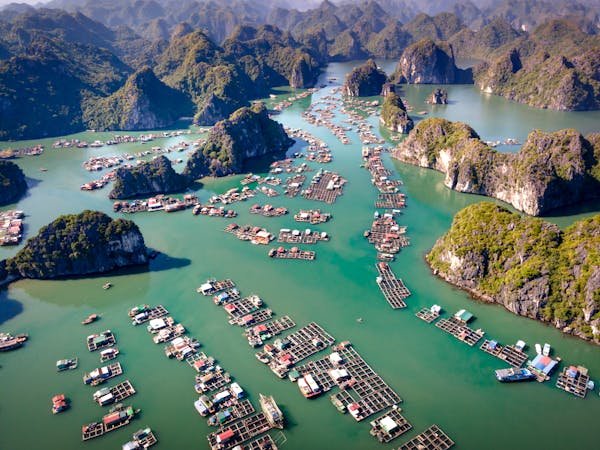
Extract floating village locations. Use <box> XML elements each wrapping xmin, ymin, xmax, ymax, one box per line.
<box><xmin>1</xmin><ymin>65</ymin><xmax>598</xmax><ymax>450</ymax></box>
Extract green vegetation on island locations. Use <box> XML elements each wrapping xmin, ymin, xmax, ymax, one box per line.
<box><xmin>380</xmin><ymin>90</ymin><xmax>413</xmax><ymax>133</ymax></box>
<box><xmin>184</xmin><ymin>102</ymin><xmax>293</xmax><ymax>179</ymax></box>
<box><xmin>0</xmin><ymin>160</ymin><xmax>27</xmax><ymax>205</ymax></box>
<box><xmin>343</xmin><ymin>59</ymin><xmax>387</xmax><ymax>97</ymax></box>
<box><xmin>393</xmin><ymin>118</ymin><xmax>600</xmax><ymax>215</ymax></box>
<box><xmin>5</xmin><ymin>210</ymin><xmax>148</xmax><ymax>279</ymax></box>
<box><xmin>109</xmin><ymin>156</ymin><xmax>188</xmax><ymax>199</ymax></box>
<box><xmin>427</xmin><ymin>202</ymin><xmax>600</xmax><ymax>344</ymax></box>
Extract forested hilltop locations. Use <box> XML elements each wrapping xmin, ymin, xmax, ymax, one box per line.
<box><xmin>0</xmin><ymin>0</ymin><xmax>599</xmax><ymax>139</ymax></box>
<box><xmin>428</xmin><ymin>203</ymin><xmax>600</xmax><ymax>344</ymax></box>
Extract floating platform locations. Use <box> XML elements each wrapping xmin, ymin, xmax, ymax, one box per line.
<box><xmin>398</xmin><ymin>425</ymin><xmax>454</xmax><ymax>450</ymax></box>
<box><xmin>83</xmin><ymin>362</ymin><xmax>123</xmax><ymax>386</ymax></box>
<box><xmin>277</xmin><ymin>229</ymin><xmax>328</xmax><ymax>244</ymax></box>
<box><xmin>223</xmin><ymin>295</ymin><xmax>264</xmax><ymax>319</ymax></box>
<box><xmin>325</xmin><ymin>347</ymin><xmax>402</xmax><ymax>421</ymax></box>
<box><xmin>195</xmin><ymin>371</ymin><xmax>232</xmax><ymax>394</ymax></box>
<box><xmin>294</xmin><ymin>209</ymin><xmax>331</xmax><ymax>224</ymax></box>
<box><xmin>87</xmin><ymin>331</ymin><xmax>116</xmax><ymax>352</ymax></box>
<box><xmin>126</xmin><ymin>427</ymin><xmax>158</xmax><ymax>449</ymax></box>
<box><xmin>480</xmin><ymin>340</ymin><xmax>528</xmax><ymax>368</ymax></box>
<box><xmin>268</xmin><ymin>247</ymin><xmax>316</xmax><ymax>260</ymax></box>
<box><xmin>284</xmin><ymin>175</ymin><xmax>306</xmax><ymax>197</ymax></box>
<box><xmin>241</xmin><ymin>435</ymin><xmax>279</xmax><ymax>450</ymax></box>
<box><xmin>82</xmin><ymin>404</ymin><xmax>138</xmax><ymax>441</ymax></box>
<box><xmin>245</xmin><ymin>316</ymin><xmax>296</xmax><ymax>347</ymax></box>
<box><xmin>207</xmin><ymin>412</ymin><xmax>274</xmax><ymax>450</ymax></box>
<box><xmin>375</xmin><ymin>193</ymin><xmax>406</xmax><ymax>209</ymax></box>
<box><xmin>435</xmin><ymin>317</ymin><xmax>484</xmax><ymax>347</ymax></box>
<box><xmin>369</xmin><ymin>406</ymin><xmax>412</xmax><ymax>443</ymax></box>
<box><xmin>302</xmin><ymin>171</ymin><xmax>347</xmax><ymax>204</ymax></box>
<box><xmin>250</xmin><ymin>204</ymin><xmax>288</xmax><ymax>217</ymax></box>
<box><xmin>208</xmin><ymin>399</ymin><xmax>255</xmax><ymax>427</ymax></box>
<box><xmin>556</xmin><ymin>366</ymin><xmax>591</xmax><ymax>398</ymax></box>
<box><xmin>259</xmin><ymin>322</ymin><xmax>335</xmax><ymax>378</ymax></box>
<box><xmin>131</xmin><ymin>305</ymin><xmax>168</xmax><ymax>324</ymax></box>
<box><xmin>376</xmin><ymin>263</ymin><xmax>411</xmax><ymax>309</ymax></box>
<box><xmin>95</xmin><ymin>380</ymin><xmax>136</xmax><ymax>405</ymax></box>
<box><xmin>198</xmin><ymin>279</ymin><xmax>236</xmax><ymax>296</ymax></box>
<box><xmin>416</xmin><ymin>308</ymin><xmax>440</xmax><ymax>324</ymax></box>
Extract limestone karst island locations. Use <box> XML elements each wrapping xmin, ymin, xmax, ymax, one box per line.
<box><xmin>0</xmin><ymin>1</ymin><xmax>599</xmax><ymax>449</ymax></box>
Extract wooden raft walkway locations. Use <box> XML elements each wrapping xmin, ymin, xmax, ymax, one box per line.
<box><xmin>556</xmin><ymin>367</ymin><xmax>591</xmax><ymax>398</ymax></box>
<box><xmin>330</xmin><ymin>347</ymin><xmax>402</xmax><ymax>421</ymax></box>
<box><xmin>268</xmin><ymin>248</ymin><xmax>316</xmax><ymax>260</ymax></box>
<box><xmin>398</xmin><ymin>425</ymin><xmax>454</xmax><ymax>450</ymax></box>
<box><xmin>245</xmin><ymin>316</ymin><xmax>296</xmax><ymax>347</ymax></box>
<box><xmin>223</xmin><ymin>296</ymin><xmax>264</xmax><ymax>319</ymax></box>
<box><xmin>376</xmin><ymin>263</ymin><xmax>411</xmax><ymax>309</ymax></box>
<box><xmin>277</xmin><ymin>229</ymin><xmax>328</xmax><ymax>244</ymax></box>
<box><xmin>103</xmin><ymin>379</ymin><xmax>136</xmax><ymax>403</ymax></box>
<box><xmin>435</xmin><ymin>318</ymin><xmax>484</xmax><ymax>347</ymax></box>
<box><xmin>416</xmin><ymin>308</ymin><xmax>440</xmax><ymax>323</ymax></box>
<box><xmin>375</xmin><ymin>193</ymin><xmax>406</xmax><ymax>209</ymax></box>
<box><xmin>132</xmin><ymin>305</ymin><xmax>168</xmax><ymax>324</ymax></box>
<box><xmin>208</xmin><ymin>399</ymin><xmax>256</xmax><ymax>427</ymax></box>
<box><xmin>195</xmin><ymin>370</ymin><xmax>232</xmax><ymax>394</ymax></box>
<box><xmin>207</xmin><ymin>412</ymin><xmax>273</xmax><ymax>450</ymax></box>
<box><xmin>480</xmin><ymin>340</ymin><xmax>528</xmax><ymax>368</ymax></box>
<box><xmin>369</xmin><ymin>407</ymin><xmax>412</xmax><ymax>443</ymax></box>
<box><xmin>242</xmin><ymin>435</ymin><xmax>278</xmax><ymax>450</ymax></box>
<box><xmin>302</xmin><ymin>172</ymin><xmax>346</xmax><ymax>204</ymax></box>
<box><xmin>230</xmin><ymin>308</ymin><xmax>274</xmax><ymax>327</ymax></box>
<box><xmin>284</xmin><ymin>175</ymin><xmax>306</xmax><ymax>197</ymax></box>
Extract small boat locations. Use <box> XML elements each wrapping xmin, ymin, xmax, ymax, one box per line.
<box><xmin>515</xmin><ymin>340</ymin><xmax>526</xmax><ymax>351</ymax></box>
<box><xmin>103</xmin><ymin>282</ymin><xmax>112</xmax><ymax>290</ymax></box>
<box><xmin>535</xmin><ymin>343</ymin><xmax>542</xmax><ymax>355</ymax></box>
<box><xmin>0</xmin><ymin>333</ymin><xmax>28</xmax><ymax>352</ymax></box>
<box><xmin>100</xmin><ymin>348</ymin><xmax>119</xmax><ymax>362</ymax></box>
<box><xmin>52</xmin><ymin>394</ymin><xmax>69</xmax><ymax>414</ymax></box>
<box><xmin>542</xmin><ymin>343</ymin><xmax>551</xmax><ymax>356</ymax></box>
<box><xmin>356</xmin><ymin>317</ymin><xmax>363</xmax><ymax>323</ymax></box>
<box><xmin>40</xmin><ymin>167</ymin><xmax>48</xmax><ymax>172</ymax></box>
<box><xmin>56</xmin><ymin>358</ymin><xmax>78</xmax><ymax>371</ymax></box>
<box><xmin>495</xmin><ymin>368</ymin><xmax>536</xmax><ymax>383</ymax></box>
<box><xmin>82</xmin><ymin>314</ymin><xmax>99</xmax><ymax>325</ymax></box>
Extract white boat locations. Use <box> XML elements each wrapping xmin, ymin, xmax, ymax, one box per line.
<box><xmin>430</xmin><ymin>304</ymin><xmax>442</xmax><ymax>314</ymax></box>
<box><xmin>542</xmin><ymin>343</ymin><xmax>551</xmax><ymax>356</ymax></box>
<box><xmin>535</xmin><ymin>343</ymin><xmax>542</xmax><ymax>355</ymax></box>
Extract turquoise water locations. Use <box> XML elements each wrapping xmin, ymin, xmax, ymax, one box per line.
<box><xmin>0</xmin><ymin>62</ymin><xmax>599</xmax><ymax>450</ymax></box>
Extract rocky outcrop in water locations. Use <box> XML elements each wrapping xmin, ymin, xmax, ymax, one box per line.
<box><xmin>392</xmin><ymin>118</ymin><xmax>600</xmax><ymax>215</ymax></box>
<box><xmin>109</xmin><ymin>156</ymin><xmax>188</xmax><ymax>199</ymax></box>
<box><xmin>343</xmin><ymin>59</ymin><xmax>387</xmax><ymax>97</ymax></box>
<box><xmin>5</xmin><ymin>210</ymin><xmax>148</xmax><ymax>279</ymax></box>
<box><xmin>184</xmin><ymin>102</ymin><xmax>293</xmax><ymax>179</ymax></box>
<box><xmin>427</xmin><ymin>88</ymin><xmax>448</xmax><ymax>104</ymax></box>
<box><xmin>0</xmin><ymin>160</ymin><xmax>27</xmax><ymax>205</ymax></box>
<box><xmin>394</xmin><ymin>39</ymin><xmax>472</xmax><ymax>84</ymax></box>
<box><xmin>380</xmin><ymin>91</ymin><xmax>413</xmax><ymax>134</ymax></box>
<box><xmin>427</xmin><ymin>202</ymin><xmax>600</xmax><ymax>344</ymax></box>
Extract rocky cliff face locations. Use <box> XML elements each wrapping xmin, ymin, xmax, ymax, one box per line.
<box><xmin>290</xmin><ymin>55</ymin><xmax>319</xmax><ymax>88</ymax></box>
<box><xmin>475</xmin><ymin>48</ymin><xmax>600</xmax><ymax>111</ymax></box>
<box><xmin>428</xmin><ymin>88</ymin><xmax>448</xmax><ymax>104</ymax></box>
<box><xmin>427</xmin><ymin>202</ymin><xmax>600</xmax><ymax>344</ymax></box>
<box><xmin>394</xmin><ymin>39</ymin><xmax>473</xmax><ymax>84</ymax></box>
<box><xmin>109</xmin><ymin>156</ymin><xmax>188</xmax><ymax>199</ymax></box>
<box><xmin>83</xmin><ymin>67</ymin><xmax>193</xmax><ymax>131</ymax></box>
<box><xmin>184</xmin><ymin>102</ymin><xmax>293</xmax><ymax>179</ymax></box>
<box><xmin>343</xmin><ymin>59</ymin><xmax>387</xmax><ymax>97</ymax></box>
<box><xmin>6</xmin><ymin>210</ymin><xmax>148</xmax><ymax>279</ymax></box>
<box><xmin>380</xmin><ymin>91</ymin><xmax>413</xmax><ymax>133</ymax></box>
<box><xmin>393</xmin><ymin>118</ymin><xmax>600</xmax><ymax>215</ymax></box>
<box><xmin>0</xmin><ymin>160</ymin><xmax>27</xmax><ymax>206</ymax></box>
